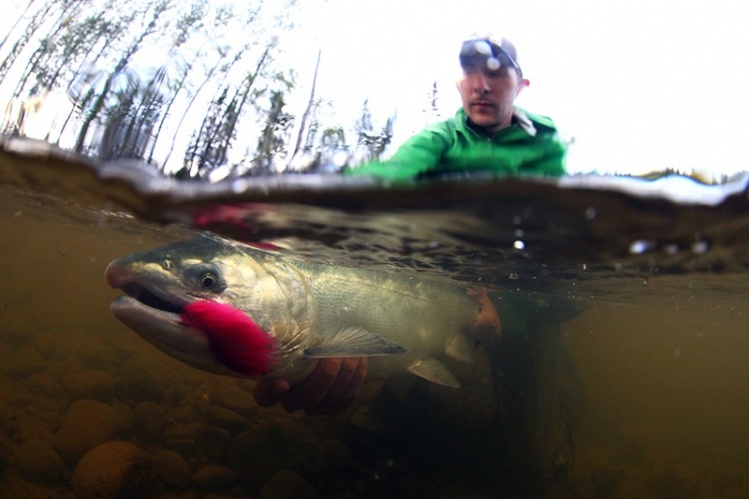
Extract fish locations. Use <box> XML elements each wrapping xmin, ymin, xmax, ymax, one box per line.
<box><xmin>105</xmin><ymin>235</ymin><xmax>501</xmax><ymax>388</ymax></box>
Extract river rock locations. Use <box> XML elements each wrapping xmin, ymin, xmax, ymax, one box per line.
<box><xmin>168</xmin><ymin>403</ymin><xmax>199</xmax><ymax>425</ymax></box>
<box><xmin>228</xmin><ymin>425</ymin><xmax>288</xmax><ymax>491</ymax></box>
<box><xmin>62</xmin><ymin>369</ymin><xmax>114</xmax><ymax>401</ymax></box>
<box><xmin>208</xmin><ymin>383</ymin><xmax>256</xmax><ymax>415</ymax></box>
<box><xmin>27</xmin><ymin>371</ymin><xmax>59</xmax><ymax>397</ymax></box>
<box><xmin>118</xmin><ymin>353</ymin><xmax>173</xmax><ymax>402</ymax></box>
<box><xmin>258</xmin><ymin>470</ymin><xmax>319</xmax><ymax>499</ymax></box>
<box><xmin>192</xmin><ymin>464</ymin><xmax>237</xmax><ymax>490</ymax></box>
<box><xmin>79</xmin><ymin>343</ymin><xmax>120</xmax><ymax>371</ymax></box>
<box><xmin>205</xmin><ymin>406</ymin><xmax>252</xmax><ymax>434</ymax></box>
<box><xmin>5</xmin><ymin>345</ymin><xmax>46</xmax><ymax>379</ymax></box>
<box><xmin>71</xmin><ymin>441</ymin><xmax>155</xmax><ymax>498</ymax></box>
<box><xmin>33</xmin><ymin>332</ymin><xmax>71</xmax><ymax>361</ymax></box>
<box><xmin>14</xmin><ymin>413</ymin><xmax>55</xmax><ymax>444</ymax></box>
<box><xmin>198</xmin><ymin>426</ymin><xmax>231</xmax><ymax>461</ymax></box>
<box><xmin>149</xmin><ymin>449</ymin><xmax>192</xmax><ymax>488</ymax></box>
<box><xmin>315</xmin><ymin>439</ymin><xmax>351</xmax><ymax>473</ymax></box>
<box><xmin>110</xmin><ymin>400</ymin><xmax>134</xmax><ymax>429</ymax></box>
<box><xmin>54</xmin><ymin>399</ymin><xmax>124</xmax><ymax>464</ymax></box>
<box><xmin>164</xmin><ymin>421</ymin><xmax>202</xmax><ymax>454</ymax></box>
<box><xmin>14</xmin><ymin>439</ymin><xmax>65</xmax><ymax>483</ymax></box>
<box><xmin>133</xmin><ymin>401</ymin><xmax>167</xmax><ymax>444</ymax></box>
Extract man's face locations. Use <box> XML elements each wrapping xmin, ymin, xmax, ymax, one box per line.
<box><xmin>457</xmin><ymin>66</ymin><xmax>528</xmax><ymax>134</ymax></box>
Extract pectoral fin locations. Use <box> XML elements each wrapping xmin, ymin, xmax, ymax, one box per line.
<box><xmin>304</xmin><ymin>326</ymin><xmax>408</xmax><ymax>358</ymax></box>
<box><xmin>444</xmin><ymin>333</ymin><xmax>476</xmax><ymax>364</ymax></box>
<box><xmin>408</xmin><ymin>358</ymin><xmax>460</xmax><ymax>388</ymax></box>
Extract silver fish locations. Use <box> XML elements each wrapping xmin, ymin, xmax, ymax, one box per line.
<box><xmin>105</xmin><ymin>236</ymin><xmax>501</xmax><ymax>387</ymax></box>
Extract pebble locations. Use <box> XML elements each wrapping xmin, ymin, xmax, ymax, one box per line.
<box><xmin>33</xmin><ymin>332</ymin><xmax>71</xmax><ymax>361</ymax></box>
<box><xmin>53</xmin><ymin>399</ymin><xmax>124</xmax><ymax>464</ymax></box>
<box><xmin>164</xmin><ymin>421</ymin><xmax>202</xmax><ymax>454</ymax></box>
<box><xmin>133</xmin><ymin>401</ymin><xmax>168</xmax><ymax>444</ymax></box>
<box><xmin>118</xmin><ymin>354</ymin><xmax>174</xmax><ymax>402</ymax></box>
<box><xmin>228</xmin><ymin>425</ymin><xmax>288</xmax><ymax>491</ymax></box>
<box><xmin>205</xmin><ymin>406</ymin><xmax>252</xmax><ymax>434</ymax></box>
<box><xmin>315</xmin><ymin>439</ymin><xmax>351</xmax><ymax>473</ymax></box>
<box><xmin>14</xmin><ymin>439</ymin><xmax>65</xmax><ymax>483</ymax></box>
<box><xmin>62</xmin><ymin>370</ymin><xmax>114</xmax><ymax>401</ymax></box>
<box><xmin>258</xmin><ymin>470</ymin><xmax>319</xmax><ymax>499</ymax></box>
<box><xmin>149</xmin><ymin>449</ymin><xmax>192</xmax><ymax>488</ymax></box>
<box><xmin>5</xmin><ymin>345</ymin><xmax>46</xmax><ymax>379</ymax></box>
<box><xmin>192</xmin><ymin>464</ymin><xmax>237</xmax><ymax>490</ymax></box>
<box><xmin>198</xmin><ymin>425</ymin><xmax>231</xmax><ymax>461</ymax></box>
<box><xmin>208</xmin><ymin>383</ymin><xmax>257</xmax><ymax>416</ymax></box>
<box><xmin>71</xmin><ymin>441</ymin><xmax>155</xmax><ymax>498</ymax></box>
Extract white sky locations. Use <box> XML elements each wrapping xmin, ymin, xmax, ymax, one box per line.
<box><xmin>285</xmin><ymin>0</ymin><xmax>749</xmax><ymax>175</ymax></box>
<box><xmin>4</xmin><ymin>0</ymin><xmax>749</xmax><ymax>176</ymax></box>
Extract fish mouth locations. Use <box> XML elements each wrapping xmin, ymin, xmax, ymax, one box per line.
<box><xmin>110</xmin><ymin>295</ymin><xmax>182</xmax><ymax>325</ymax></box>
<box><xmin>117</xmin><ymin>282</ymin><xmax>184</xmax><ymax>314</ymax></box>
<box><xmin>105</xmin><ymin>261</ymin><xmax>188</xmax><ymax>317</ymax></box>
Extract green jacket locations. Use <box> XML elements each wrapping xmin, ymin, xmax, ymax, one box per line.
<box><xmin>346</xmin><ymin>107</ymin><xmax>566</xmax><ymax>181</ymax></box>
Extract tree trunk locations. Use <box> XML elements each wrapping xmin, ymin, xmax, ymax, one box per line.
<box><xmin>290</xmin><ymin>49</ymin><xmax>321</xmax><ymax>163</ymax></box>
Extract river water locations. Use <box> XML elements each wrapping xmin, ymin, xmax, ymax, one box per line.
<box><xmin>1</xmin><ymin>136</ymin><xmax>749</xmax><ymax>498</ymax></box>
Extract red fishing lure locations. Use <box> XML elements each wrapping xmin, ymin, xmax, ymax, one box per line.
<box><xmin>181</xmin><ymin>300</ymin><xmax>278</xmax><ymax>376</ymax></box>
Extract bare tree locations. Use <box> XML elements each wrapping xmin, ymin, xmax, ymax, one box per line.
<box><xmin>253</xmin><ymin>89</ymin><xmax>293</xmax><ymax>174</ymax></box>
<box><xmin>0</xmin><ymin>0</ymin><xmax>66</xmax><ymax>84</ymax></box>
<box><xmin>182</xmin><ymin>45</ymin><xmax>275</xmax><ymax>177</ymax></box>
<box><xmin>73</xmin><ymin>0</ymin><xmax>172</xmax><ymax>153</ymax></box>
<box><xmin>289</xmin><ymin>49</ymin><xmax>321</xmax><ymax>163</ymax></box>
<box><xmin>0</xmin><ymin>0</ymin><xmax>44</xmax><ymax>54</ymax></box>
<box><xmin>355</xmin><ymin>99</ymin><xmax>396</xmax><ymax>162</ymax></box>
<box><xmin>162</xmin><ymin>2</ymin><xmax>264</xmax><ymax>169</ymax></box>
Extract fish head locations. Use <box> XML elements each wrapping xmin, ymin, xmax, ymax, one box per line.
<box><xmin>105</xmin><ymin>235</ymin><xmax>314</xmax><ymax>379</ymax></box>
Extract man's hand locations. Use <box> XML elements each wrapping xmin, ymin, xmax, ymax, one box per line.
<box><xmin>253</xmin><ymin>357</ymin><xmax>368</xmax><ymax>416</ymax></box>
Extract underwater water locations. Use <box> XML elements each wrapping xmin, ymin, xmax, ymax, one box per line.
<box><xmin>2</xmin><ymin>137</ymin><xmax>749</xmax><ymax>498</ymax></box>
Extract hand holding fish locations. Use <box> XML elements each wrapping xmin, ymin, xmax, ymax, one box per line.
<box><xmin>253</xmin><ymin>357</ymin><xmax>368</xmax><ymax>416</ymax></box>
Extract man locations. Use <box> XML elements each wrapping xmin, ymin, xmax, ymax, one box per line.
<box><xmin>347</xmin><ymin>35</ymin><xmax>567</xmax><ymax>180</ymax></box>
<box><xmin>254</xmin><ymin>35</ymin><xmax>567</xmax><ymax>415</ymax></box>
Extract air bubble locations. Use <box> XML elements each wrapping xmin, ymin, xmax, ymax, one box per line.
<box><xmin>692</xmin><ymin>240</ymin><xmax>709</xmax><ymax>254</ymax></box>
<box><xmin>629</xmin><ymin>240</ymin><xmax>653</xmax><ymax>254</ymax></box>
<box><xmin>664</xmin><ymin>244</ymin><xmax>680</xmax><ymax>255</ymax></box>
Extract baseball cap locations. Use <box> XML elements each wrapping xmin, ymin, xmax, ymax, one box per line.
<box><xmin>459</xmin><ymin>36</ymin><xmax>522</xmax><ymax>76</ymax></box>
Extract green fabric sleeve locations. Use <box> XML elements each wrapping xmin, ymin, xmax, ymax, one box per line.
<box><xmin>523</xmin><ymin>135</ymin><xmax>567</xmax><ymax>176</ymax></box>
<box><xmin>344</xmin><ymin>124</ymin><xmax>452</xmax><ymax>181</ymax></box>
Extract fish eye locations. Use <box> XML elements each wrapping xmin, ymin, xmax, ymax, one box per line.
<box><xmin>200</xmin><ymin>273</ymin><xmax>217</xmax><ymax>289</ymax></box>
<box><xmin>161</xmin><ymin>259</ymin><xmax>173</xmax><ymax>270</ymax></box>
<box><xmin>186</xmin><ymin>263</ymin><xmax>225</xmax><ymax>293</ymax></box>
